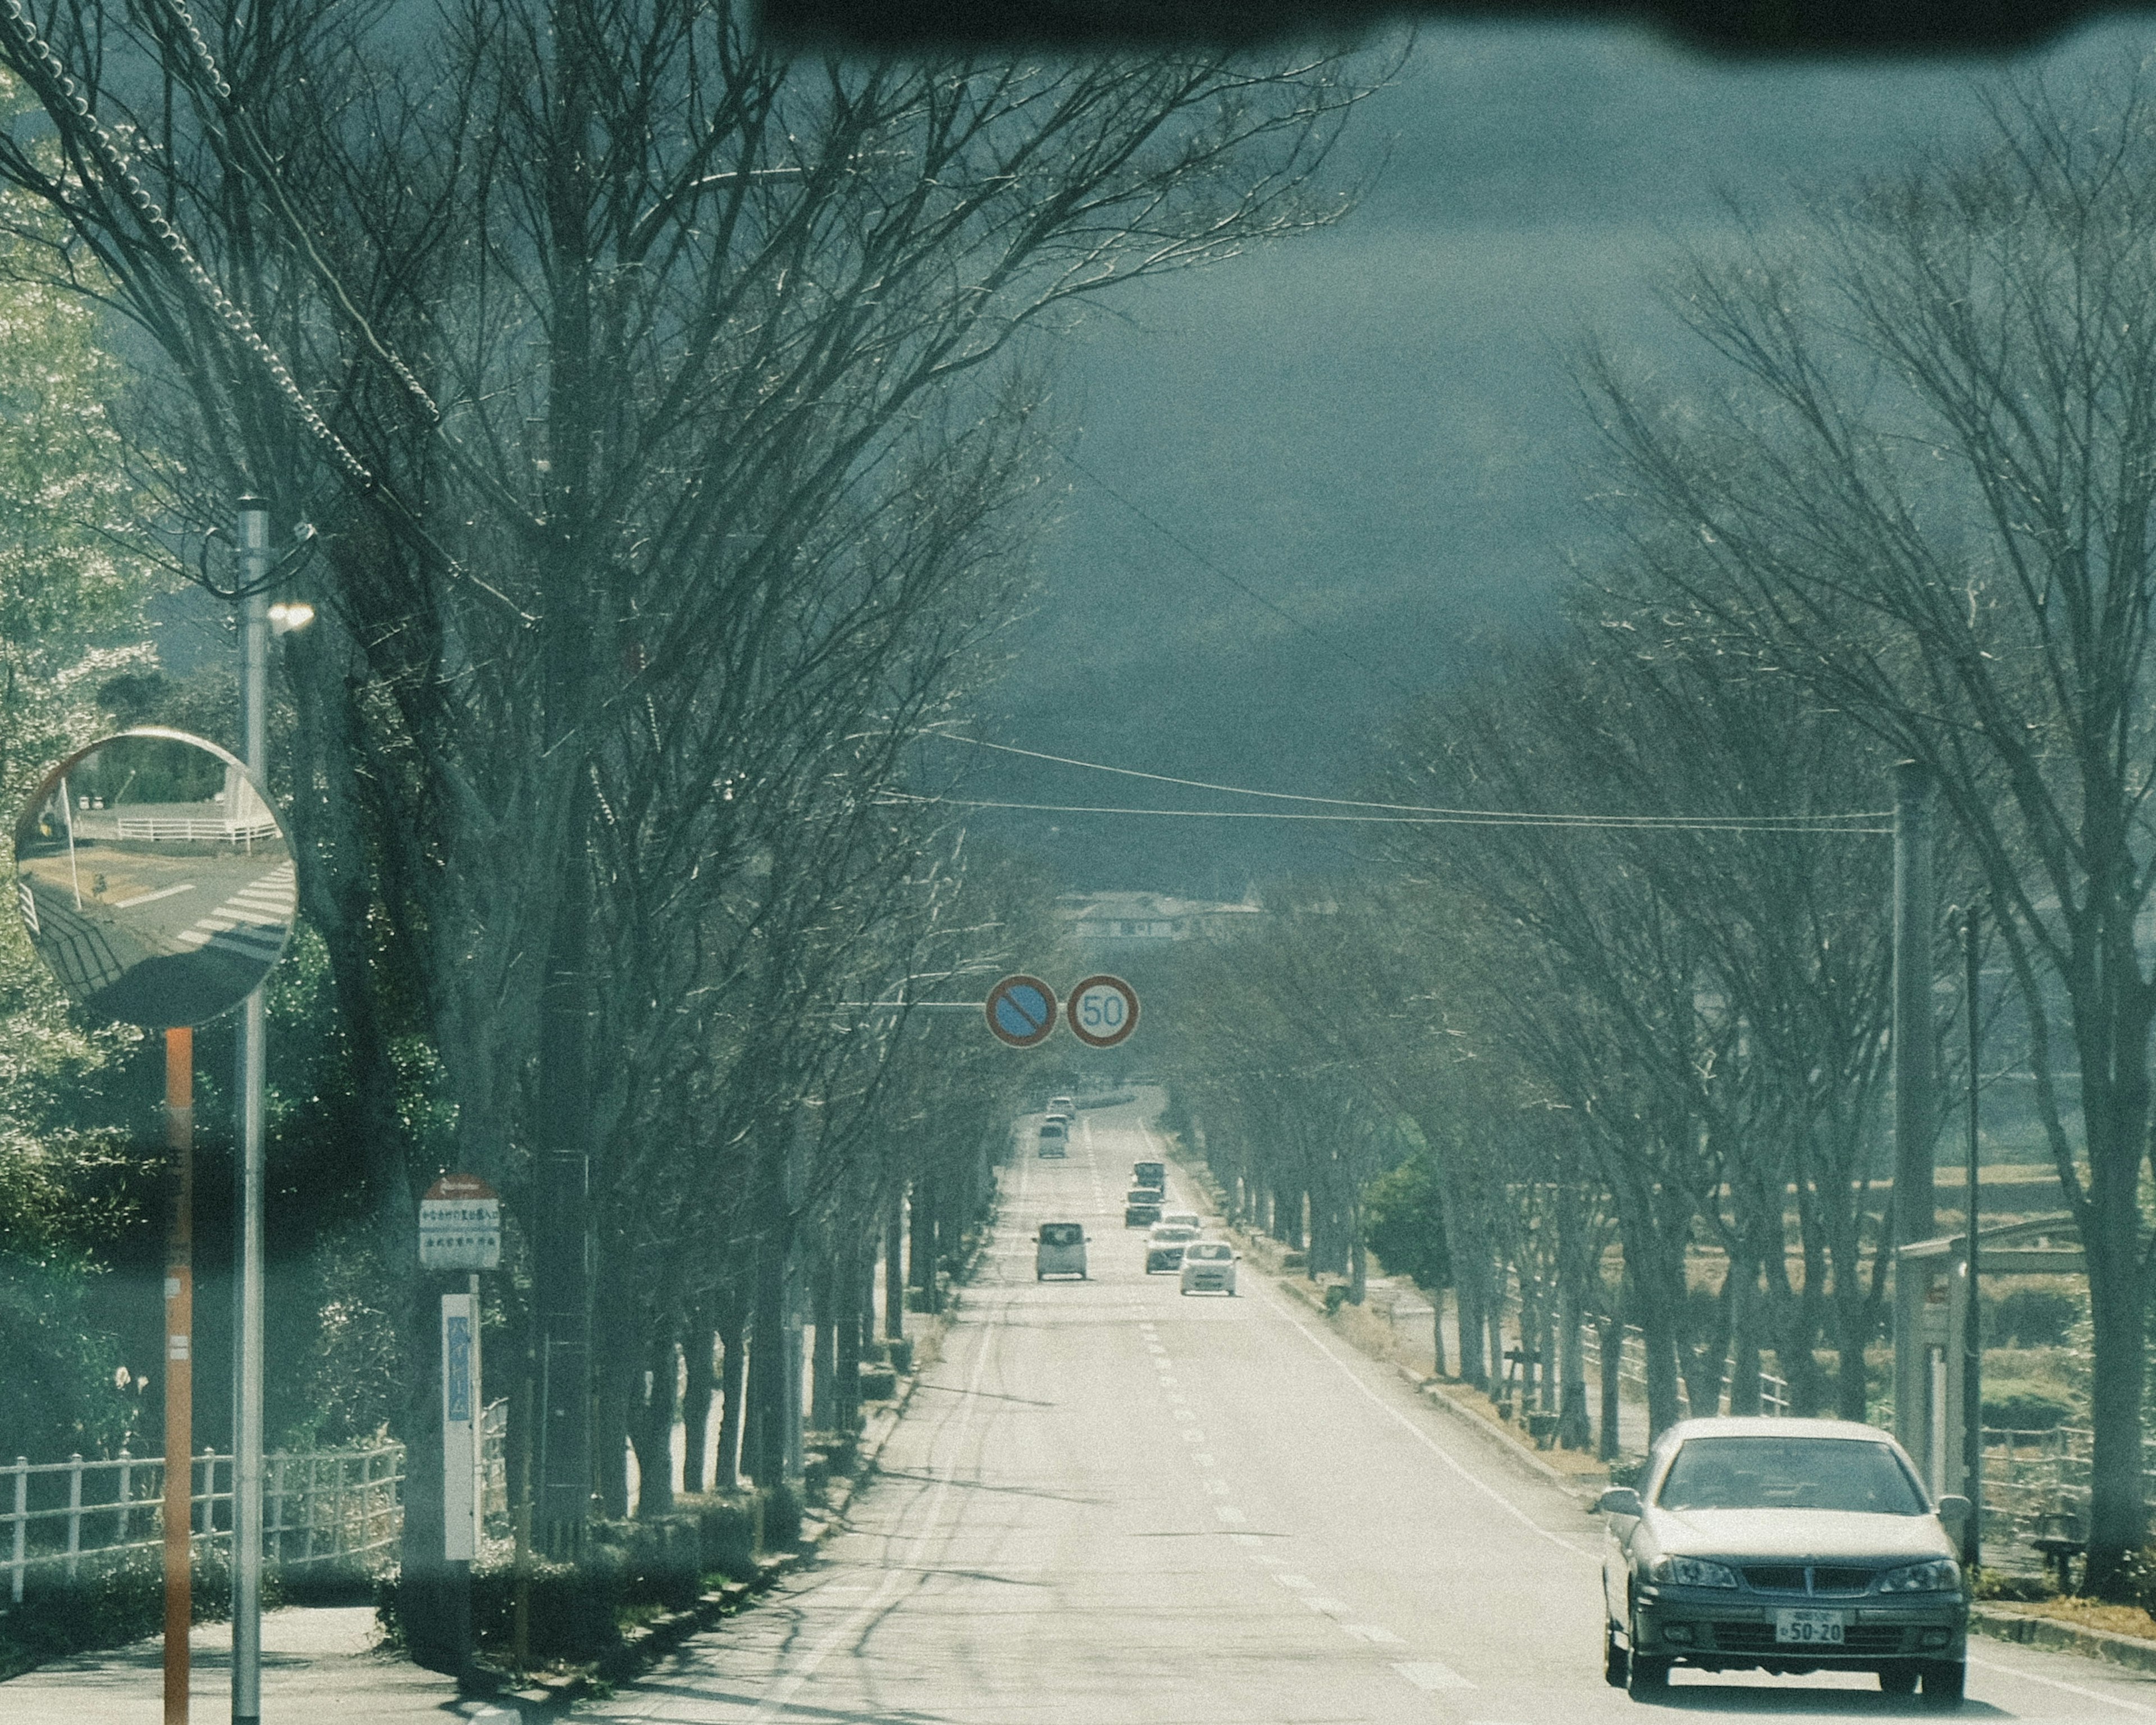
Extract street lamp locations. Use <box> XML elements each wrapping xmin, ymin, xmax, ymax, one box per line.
<box><xmin>232</xmin><ymin>499</ymin><xmax>312</xmax><ymax>1725</ymax></box>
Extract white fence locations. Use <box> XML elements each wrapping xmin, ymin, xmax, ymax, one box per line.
<box><xmin>4</xmin><ymin>1408</ymin><xmax>506</xmax><ymax>1603</ymax></box>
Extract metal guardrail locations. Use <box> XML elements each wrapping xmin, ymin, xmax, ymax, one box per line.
<box><xmin>4</xmin><ymin>1407</ymin><xmax>506</xmax><ymax>1601</ymax></box>
<box><xmin>1497</xmin><ymin>1284</ymin><xmax>1792</xmax><ymax>1420</ymax></box>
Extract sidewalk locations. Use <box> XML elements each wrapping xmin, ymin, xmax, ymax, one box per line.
<box><xmin>0</xmin><ymin>1309</ymin><xmax>944</xmax><ymax>1723</ymax></box>
<box><xmin>0</xmin><ymin>1605</ymin><xmax>513</xmax><ymax>1725</ymax></box>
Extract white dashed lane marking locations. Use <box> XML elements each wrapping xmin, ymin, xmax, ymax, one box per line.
<box><xmin>1394</xmin><ymin>1661</ymin><xmax>1475</xmax><ymax>1691</ymax></box>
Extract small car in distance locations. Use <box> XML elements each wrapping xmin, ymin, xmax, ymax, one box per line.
<box><xmin>1123</xmin><ymin>1187</ymin><xmax>1163</xmax><ymax>1227</ymax></box>
<box><xmin>1159</xmin><ymin>1210</ymin><xmax>1201</xmax><ymax>1234</ymax></box>
<box><xmin>1144</xmin><ymin>1222</ymin><xmax>1198</xmax><ymax>1272</ymax></box>
<box><xmin>1048</xmin><ymin>1094</ymin><xmax>1076</xmax><ymax>1117</ymax></box>
<box><xmin>1037</xmin><ymin>1120</ymin><xmax>1068</xmax><ymax>1157</ymax></box>
<box><xmin>1599</xmin><ymin>1416</ymin><xmax>1970</xmax><ymax>1705</ymax></box>
<box><xmin>1035</xmin><ymin>1221</ymin><xmax>1088</xmax><ymax>1279</ymax></box>
<box><xmin>1132</xmin><ymin>1158</ymin><xmax>1165</xmax><ymax>1190</ymax></box>
<box><xmin>1179</xmin><ymin>1240</ymin><xmax>1236</xmax><ymax>1295</ymax></box>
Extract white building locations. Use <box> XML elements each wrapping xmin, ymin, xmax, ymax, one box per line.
<box><xmin>1055</xmin><ymin>890</ymin><xmax>1263</xmax><ymax>943</ymax></box>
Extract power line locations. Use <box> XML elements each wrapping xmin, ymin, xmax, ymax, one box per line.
<box><xmin>930</xmin><ymin>734</ymin><xmax>1893</xmax><ymax>830</ymax></box>
<box><xmin>1054</xmin><ymin>446</ymin><xmax>1420</xmax><ymax>701</ymax></box>
<box><xmin>882</xmin><ymin>791</ymin><xmax>1892</xmax><ymax>834</ymax></box>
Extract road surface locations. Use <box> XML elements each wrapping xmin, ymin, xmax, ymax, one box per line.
<box><xmin>593</xmin><ymin>1094</ymin><xmax>2156</xmax><ymax>1723</ymax></box>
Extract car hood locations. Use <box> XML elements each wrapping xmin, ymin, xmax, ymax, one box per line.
<box><xmin>1644</xmin><ymin>1507</ymin><xmax>1953</xmax><ymax>1562</ymax></box>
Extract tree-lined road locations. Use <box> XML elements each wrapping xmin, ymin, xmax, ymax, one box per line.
<box><xmin>595</xmin><ymin>1096</ymin><xmax>2156</xmax><ymax>1723</ymax></box>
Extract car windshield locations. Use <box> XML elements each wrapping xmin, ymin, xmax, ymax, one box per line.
<box><xmin>1151</xmin><ymin>1226</ymin><xmax>1195</xmax><ymax>1240</ymax></box>
<box><xmin>1656</xmin><ymin>1438</ymin><xmax>1928</xmax><ymax>1515</ymax></box>
<box><xmin>1038</xmin><ymin>1224</ymin><xmax>1082</xmax><ymax>1246</ymax></box>
<box><xmin>1185</xmin><ymin>1244</ymin><xmax>1230</xmax><ymax>1261</ymax></box>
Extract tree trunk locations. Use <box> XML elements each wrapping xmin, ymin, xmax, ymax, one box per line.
<box><xmin>884</xmin><ymin>1192</ymin><xmax>906</xmax><ymax>1341</ymax></box>
<box><xmin>593</xmin><ymin>1304</ymin><xmax>634</xmax><ymax>1521</ymax></box>
<box><xmin>631</xmin><ymin>1329</ymin><xmax>678</xmax><ymax>1518</ymax></box>
<box><xmin>2082</xmin><ymin>1125</ymin><xmax>2149</xmax><ymax>1594</ymax></box>
<box><xmin>910</xmin><ymin>1174</ymin><xmax>936</xmax><ymax>1309</ymax></box>
<box><xmin>1597</xmin><ymin>1316</ymin><xmax>1623</xmax><ymax>1461</ymax></box>
<box><xmin>681</xmin><ymin>1325</ymin><xmax>715</xmax><ymax>1496</ymax></box>
<box><xmin>835</xmin><ymin>1235</ymin><xmax>864</xmax><ymax>1434</ymax></box>
<box><xmin>1726</xmin><ymin>1255</ymin><xmax>1762</xmax><ymax>1417</ymax></box>
<box><xmin>715</xmin><ymin>1292</ymin><xmax>749</xmax><ymax>1493</ymax></box>
<box><xmin>810</xmin><ymin>1256</ymin><xmax>837</xmax><ymax>1434</ymax></box>
<box><xmin>1559</xmin><ymin>1284</ymin><xmax>1589</xmax><ymax>1449</ymax></box>
<box><xmin>1431</xmin><ymin>1288</ymin><xmax>1449</xmax><ymax>1380</ymax></box>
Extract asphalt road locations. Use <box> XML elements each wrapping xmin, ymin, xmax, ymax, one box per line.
<box><xmin>593</xmin><ymin>1096</ymin><xmax>2156</xmax><ymax>1724</ymax></box>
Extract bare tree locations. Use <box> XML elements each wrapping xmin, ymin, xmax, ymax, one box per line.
<box><xmin>1583</xmin><ymin>70</ymin><xmax>2156</xmax><ymax>1588</ymax></box>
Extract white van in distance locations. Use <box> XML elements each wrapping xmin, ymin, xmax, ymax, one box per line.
<box><xmin>1036</xmin><ymin>1221</ymin><xmax>1088</xmax><ymax>1280</ymax></box>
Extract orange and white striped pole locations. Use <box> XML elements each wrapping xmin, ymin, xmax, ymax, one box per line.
<box><xmin>163</xmin><ymin>1026</ymin><xmax>193</xmax><ymax>1725</ymax></box>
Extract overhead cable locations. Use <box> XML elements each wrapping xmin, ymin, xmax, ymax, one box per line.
<box><xmin>930</xmin><ymin>735</ymin><xmax>1892</xmax><ymax>830</ymax></box>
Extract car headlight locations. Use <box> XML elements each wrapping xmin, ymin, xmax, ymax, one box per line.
<box><xmin>1877</xmin><ymin>1558</ymin><xmax>1961</xmax><ymax>1594</ymax></box>
<box><xmin>1648</xmin><ymin>1554</ymin><xmax>1739</xmax><ymax>1589</ymax></box>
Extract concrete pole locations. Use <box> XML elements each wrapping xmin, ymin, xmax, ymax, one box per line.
<box><xmin>231</xmin><ymin>498</ymin><xmax>270</xmax><ymax>1725</ymax></box>
<box><xmin>1892</xmin><ymin>759</ymin><xmax>1938</xmax><ymax>1459</ymax></box>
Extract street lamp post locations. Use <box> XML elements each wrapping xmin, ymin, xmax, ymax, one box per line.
<box><xmin>231</xmin><ymin>498</ymin><xmax>270</xmax><ymax>1725</ymax></box>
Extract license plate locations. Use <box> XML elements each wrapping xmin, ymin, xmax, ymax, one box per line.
<box><xmin>1775</xmin><ymin>1609</ymin><xmax>1847</xmax><ymax>1645</ymax></box>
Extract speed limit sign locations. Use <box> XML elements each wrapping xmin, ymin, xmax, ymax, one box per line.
<box><xmin>1066</xmin><ymin>974</ymin><xmax>1139</xmax><ymax>1048</ymax></box>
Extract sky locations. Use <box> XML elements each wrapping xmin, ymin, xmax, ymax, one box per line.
<box><xmin>952</xmin><ymin>17</ymin><xmax>2156</xmax><ymax>898</ymax></box>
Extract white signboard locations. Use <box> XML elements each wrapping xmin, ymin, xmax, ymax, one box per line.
<box><xmin>419</xmin><ymin>1173</ymin><xmax>501</xmax><ymax>1270</ymax></box>
<box><xmin>440</xmin><ymin>1292</ymin><xmax>480</xmax><ymax>1561</ymax></box>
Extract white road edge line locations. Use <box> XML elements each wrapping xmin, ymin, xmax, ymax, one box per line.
<box><xmin>1135</xmin><ymin>1117</ymin><xmax>1597</xmax><ymax>1566</ymax></box>
<box><xmin>1967</xmin><ymin>1651</ymin><xmax>2156</xmax><ymax>1715</ymax></box>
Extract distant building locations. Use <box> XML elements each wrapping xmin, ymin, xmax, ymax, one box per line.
<box><xmin>1055</xmin><ymin>889</ymin><xmax>1263</xmax><ymax>944</ymax></box>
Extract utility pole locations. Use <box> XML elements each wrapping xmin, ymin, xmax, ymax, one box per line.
<box><xmin>1892</xmin><ymin>759</ymin><xmax>1939</xmax><ymax>1462</ymax></box>
<box><xmin>231</xmin><ymin>497</ymin><xmax>270</xmax><ymax>1725</ymax></box>
<box><xmin>1893</xmin><ymin>760</ymin><xmax>1938</xmax><ymax>1250</ymax></box>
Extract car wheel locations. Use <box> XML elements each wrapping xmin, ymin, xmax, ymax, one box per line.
<box><xmin>1604</xmin><ymin>1623</ymin><xmax>1629</xmax><ymax>1689</ymax></box>
<box><xmin>1878</xmin><ymin>1663</ymin><xmax>1918</xmax><ymax>1695</ymax></box>
<box><xmin>1627</xmin><ymin>1653</ymin><xmax>1670</xmax><ymax>1696</ymax></box>
<box><xmin>1920</xmin><ymin>1661</ymin><xmax>1965</xmax><ymax>1707</ymax></box>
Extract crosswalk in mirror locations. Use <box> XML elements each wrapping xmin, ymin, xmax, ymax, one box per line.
<box><xmin>13</xmin><ymin>728</ymin><xmax>294</xmax><ymax>1028</ymax></box>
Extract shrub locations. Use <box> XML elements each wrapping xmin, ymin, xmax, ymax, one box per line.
<box><xmin>1991</xmin><ymin>1286</ymin><xmax>2082</xmax><ymax>1349</ymax></box>
<box><xmin>692</xmin><ymin>1493</ymin><xmax>759</xmax><ymax>1580</ymax></box>
<box><xmin>859</xmin><ymin>1363</ymin><xmax>897</xmax><ymax>1400</ymax></box>
<box><xmin>1970</xmin><ymin>1566</ymin><xmax>2058</xmax><ymax>1603</ymax></box>
<box><xmin>1982</xmin><ymin>1391</ymin><xmax>2072</xmax><ymax>1430</ymax></box>
<box><xmin>885</xmin><ymin>1337</ymin><xmax>915</xmax><ymax>1376</ymax></box>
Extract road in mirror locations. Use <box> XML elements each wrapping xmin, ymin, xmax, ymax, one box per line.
<box><xmin>13</xmin><ymin>728</ymin><xmax>294</xmax><ymax>1028</ymax></box>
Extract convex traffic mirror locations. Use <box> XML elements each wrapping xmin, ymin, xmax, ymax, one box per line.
<box><xmin>13</xmin><ymin>728</ymin><xmax>294</xmax><ymax>1027</ymax></box>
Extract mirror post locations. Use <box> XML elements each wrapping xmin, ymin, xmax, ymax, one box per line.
<box><xmin>230</xmin><ymin>498</ymin><xmax>270</xmax><ymax>1725</ymax></box>
<box><xmin>162</xmin><ymin>1026</ymin><xmax>193</xmax><ymax>1725</ymax></box>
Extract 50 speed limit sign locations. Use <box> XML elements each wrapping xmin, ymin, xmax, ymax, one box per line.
<box><xmin>1066</xmin><ymin>974</ymin><xmax>1139</xmax><ymax>1048</ymax></box>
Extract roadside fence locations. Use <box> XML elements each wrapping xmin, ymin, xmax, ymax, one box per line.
<box><xmin>4</xmin><ymin>1403</ymin><xmax>506</xmax><ymax>1603</ymax></box>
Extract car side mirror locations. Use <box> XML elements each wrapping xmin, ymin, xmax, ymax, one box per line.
<box><xmin>1935</xmin><ymin>1494</ymin><xmax>1972</xmax><ymax>1546</ymax></box>
<box><xmin>1596</xmin><ymin>1487</ymin><xmax>1642</xmax><ymax>1518</ymax></box>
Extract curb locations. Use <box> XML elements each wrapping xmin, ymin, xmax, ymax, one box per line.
<box><xmin>503</xmin><ymin>1249</ymin><xmax>958</xmax><ymax>1714</ymax></box>
<box><xmin>1972</xmin><ymin>1603</ymin><xmax>2156</xmax><ymax>1675</ymax></box>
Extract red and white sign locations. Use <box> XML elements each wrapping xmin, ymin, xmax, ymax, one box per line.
<box><xmin>419</xmin><ymin>1173</ymin><xmax>501</xmax><ymax>1271</ymax></box>
<box><xmin>1066</xmin><ymin>974</ymin><xmax>1140</xmax><ymax>1048</ymax></box>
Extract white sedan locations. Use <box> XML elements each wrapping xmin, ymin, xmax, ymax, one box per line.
<box><xmin>1179</xmin><ymin>1240</ymin><xmax>1237</xmax><ymax>1295</ymax></box>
